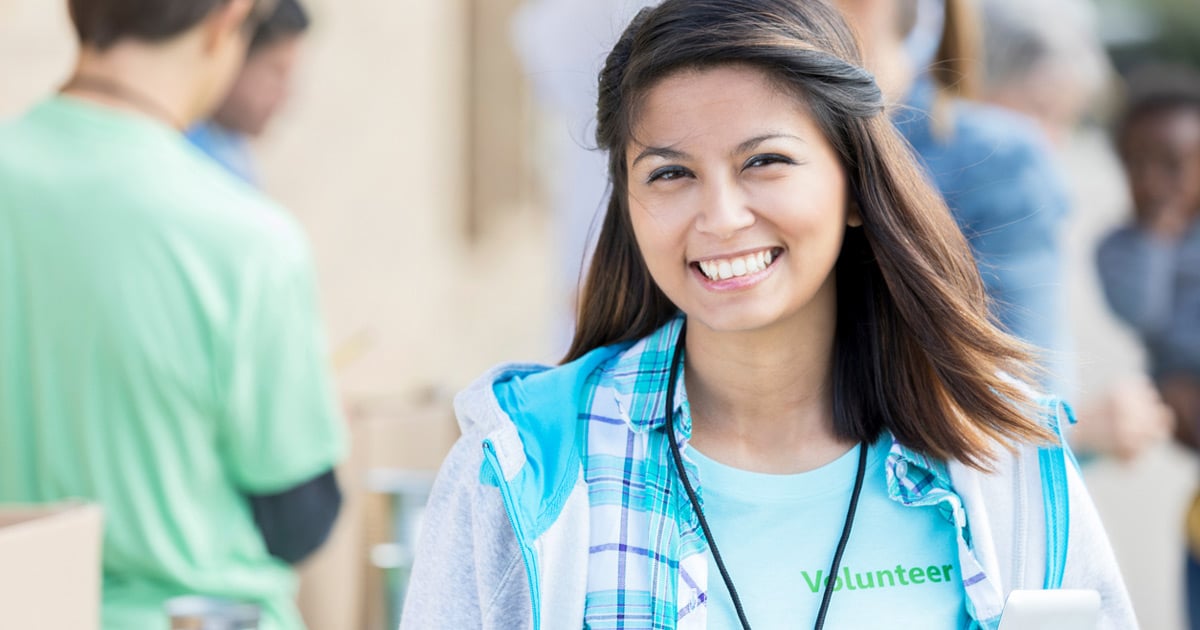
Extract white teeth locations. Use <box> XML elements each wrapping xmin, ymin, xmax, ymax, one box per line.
<box><xmin>697</xmin><ymin>249</ymin><xmax>778</xmax><ymax>280</ymax></box>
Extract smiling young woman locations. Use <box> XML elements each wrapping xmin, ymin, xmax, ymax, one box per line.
<box><xmin>627</xmin><ymin>66</ymin><xmax>852</xmax><ymax>333</ymax></box>
<box><xmin>400</xmin><ymin>1</ymin><xmax>1136</xmax><ymax>629</ymax></box>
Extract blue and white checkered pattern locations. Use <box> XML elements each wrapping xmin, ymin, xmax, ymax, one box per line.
<box><xmin>578</xmin><ymin>316</ymin><xmax>1000</xmax><ymax>628</ymax></box>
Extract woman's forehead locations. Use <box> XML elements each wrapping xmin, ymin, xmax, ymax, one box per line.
<box><xmin>628</xmin><ymin>66</ymin><xmax>816</xmax><ymax>147</ymax></box>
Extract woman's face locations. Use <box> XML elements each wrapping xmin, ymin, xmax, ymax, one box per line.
<box><xmin>625</xmin><ymin>64</ymin><xmax>857</xmax><ymax>335</ymax></box>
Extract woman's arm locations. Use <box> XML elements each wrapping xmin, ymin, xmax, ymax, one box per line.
<box><xmin>1061</xmin><ymin>452</ymin><xmax>1139</xmax><ymax>629</ymax></box>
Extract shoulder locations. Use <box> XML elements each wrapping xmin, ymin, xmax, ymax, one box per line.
<box><xmin>463</xmin><ymin>318</ymin><xmax>687</xmax><ymax>459</ymax></box>
<box><xmin>454</xmin><ymin>343</ymin><xmax>632</xmax><ymax>440</ymax></box>
<box><xmin>948</xmin><ymin>394</ymin><xmax>1070</xmax><ymax>490</ymax></box>
<box><xmin>139</xmin><ymin>142</ymin><xmax>319</xmax><ymax>303</ymax></box>
<box><xmin>950</xmin><ymin>104</ymin><xmax>1067</xmax><ymax>197</ymax></box>
<box><xmin>0</xmin><ymin>101</ymin><xmax>312</xmax><ymax>307</ymax></box>
<box><xmin>950</xmin><ymin>101</ymin><xmax>1049</xmax><ymax>158</ymax></box>
<box><xmin>958</xmin><ymin>106</ymin><xmax>1059</xmax><ymax>181</ymax></box>
<box><xmin>900</xmin><ymin>96</ymin><xmax>1067</xmax><ymax>207</ymax></box>
<box><xmin>170</xmin><ymin>142</ymin><xmax>305</xmax><ymax>253</ymax></box>
<box><xmin>0</xmin><ymin>110</ymin><xmax>33</xmax><ymax>148</ymax></box>
<box><xmin>447</xmin><ymin>340</ymin><xmax>638</xmax><ymax>496</ymax></box>
<box><xmin>1097</xmin><ymin>224</ymin><xmax>1145</xmax><ymax>254</ymax></box>
<box><xmin>1182</xmin><ymin>225</ymin><xmax>1200</xmax><ymax>267</ymax></box>
<box><xmin>897</xmin><ymin>87</ymin><xmax>1047</xmax><ymax>160</ymax></box>
<box><xmin>429</xmin><ymin>344</ymin><xmax>632</xmax><ymax>555</ymax></box>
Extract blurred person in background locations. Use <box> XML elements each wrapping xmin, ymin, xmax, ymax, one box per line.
<box><xmin>978</xmin><ymin>0</ymin><xmax>1109</xmax><ymax>149</ymax></box>
<box><xmin>188</xmin><ymin>0</ymin><xmax>309</xmax><ymax>186</ymax></box>
<box><xmin>844</xmin><ymin>0</ymin><xmax>1074</xmax><ymax>393</ymax></box>
<box><xmin>836</xmin><ymin>0</ymin><xmax>1173</xmax><ymax>462</ymax></box>
<box><xmin>975</xmin><ymin>0</ymin><xmax>1175</xmax><ymax>462</ymax></box>
<box><xmin>0</xmin><ymin>0</ymin><xmax>345</xmax><ymax>627</ymax></box>
<box><xmin>1096</xmin><ymin>65</ymin><xmax>1200</xmax><ymax>627</ymax></box>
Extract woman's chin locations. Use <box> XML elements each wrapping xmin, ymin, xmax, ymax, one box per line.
<box><xmin>682</xmin><ymin>306</ymin><xmax>788</xmax><ymax>335</ymax></box>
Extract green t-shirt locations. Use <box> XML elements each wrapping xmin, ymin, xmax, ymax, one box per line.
<box><xmin>0</xmin><ymin>97</ymin><xmax>346</xmax><ymax>630</ymax></box>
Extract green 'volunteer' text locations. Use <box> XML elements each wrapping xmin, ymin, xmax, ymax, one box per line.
<box><xmin>801</xmin><ymin>564</ymin><xmax>957</xmax><ymax>593</ymax></box>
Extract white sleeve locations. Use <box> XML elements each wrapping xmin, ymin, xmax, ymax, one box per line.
<box><xmin>399</xmin><ymin>436</ymin><xmax>533</xmax><ymax>630</ymax></box>
<box><xmin>1061</xmin><ymin>460</ymin><xmax>1139</xmax><ymax>629</ymax></box>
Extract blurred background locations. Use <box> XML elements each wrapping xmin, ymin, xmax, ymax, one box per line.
<box><xmin>1</xmin><ymin>0</ymin><xmax>1198</xmax><ymax>628</ymax></box>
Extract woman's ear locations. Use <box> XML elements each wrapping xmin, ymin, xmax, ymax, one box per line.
<box><xmin>847</xmin><ymin>200</ymin><xmax>864</xmax><ymax>227</ymax></box>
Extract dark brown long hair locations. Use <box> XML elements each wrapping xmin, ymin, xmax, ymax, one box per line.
<box><xmin>564</xmin><ymin>0</ymin><xmax>1049</xmax><ymax>469</ymax></box>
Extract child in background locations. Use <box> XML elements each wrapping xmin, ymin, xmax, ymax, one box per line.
<box><xmin>188</xmin><ymin>0</ymin><xmax>310</xmax><ymax>185</ymax></box>
<box><xmin>1097</xmin><ymin>63</ymin><xmax>1200</xmax><ymax>629</ymax></box>
<box><xmin>1098</xmin><ymin>66</ymin><xmax>1200</xmax><ymax>445</ymax></box>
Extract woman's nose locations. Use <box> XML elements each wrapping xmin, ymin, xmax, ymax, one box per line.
<box><xmin>694</xmin><ymin>178</ymin><xmax>755</xmax><ymax>239</ymax></box>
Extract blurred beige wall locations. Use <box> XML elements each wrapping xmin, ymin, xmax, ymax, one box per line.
<box><xmin>0</xmin><ymin>1</ymin><xmax>75</xmax><ymax>108</ymax></box>
<box><xmin>254</xmin><ymin>0</ymin><xmax>553</xmax><ymax>405</ymax></box>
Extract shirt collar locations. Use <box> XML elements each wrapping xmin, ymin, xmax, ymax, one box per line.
<box><xmin>607</xmin><ymin>314</ymin><xmax>688</xmax><ymax>435</ymax></box>
<box><xmin>885</xmin><ymin>435</ymin><xmax>955</xmax><ymax>506</ymax></box>
<box><xmin>603</xmin><ymin>314</ymin><xmax>955</xmax><ymax>502</ymax></box>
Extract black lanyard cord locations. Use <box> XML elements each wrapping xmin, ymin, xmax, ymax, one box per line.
<box><xmin>816</xmin><ymin>436</ymin><xmax>868</xmax><ymax>630</ymax></box>
<box><xmin>61</xmin><ymin>75</ymin><xmax>185</xmax><ymax>130</ymax></box>
<box><xmin>664</xmin><ymin>324</ymin><xmax>752</xmax><ymax>629</ymax></box>
<box><xmin>663</xmin><ymin>323</ymin><xmax>869</xmax><ymax>630</ymax></box>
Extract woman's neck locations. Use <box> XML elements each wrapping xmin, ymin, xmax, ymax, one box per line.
<box><xmin>683</xmin><ymin>313</ymin><xmax>853</xmax><ymax>474</ymax></box>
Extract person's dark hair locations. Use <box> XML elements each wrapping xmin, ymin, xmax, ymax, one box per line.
<box><xmin>249</xmin><ymin>0</ymin><xmax>310</xmax><ymax>53</ymax></box>
<box><xmin>68</xmin><ymin>0</ymin><xmax>276</xmax><ymax>51</ymax></box>
<box><xmin>1115</xmin><ymin>64</ymin><xmax>1200</xmax><ymax>149</ymax></box>
<box><xmin>565</xmin><ymin>0</ymin><xmax>1050</xmax><ymax>468</ymax></box>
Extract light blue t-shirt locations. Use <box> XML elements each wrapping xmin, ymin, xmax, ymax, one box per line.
<box><xmin>690</xmin><ymin>438</ymin><xmax>969</xmax><ymax>629</ymax></box>
<box><xmin>186</xmin><ymin>120</ymin><xmax>259</xmax><ymax>186</ymax></box>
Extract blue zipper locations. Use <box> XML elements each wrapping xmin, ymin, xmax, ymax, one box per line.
<box><xmin>482</xmin><ymin>438</ymin><xmax>542</xmax><ymax>629</ymax></box>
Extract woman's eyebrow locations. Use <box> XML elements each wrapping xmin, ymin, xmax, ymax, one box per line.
<box><xmin>630</xmin><ymin>133</ymin><xmax>805</xmax><ymax>167</ymax></box>
<box><xmin>631</xmin><ymin>146</ymin><xmax>688</xmax><ymax>167</ymax></box>
<box><xmin>734</xmin><ymin>133</ymin><xmax>805</xmax><ymax>155</ymax></box>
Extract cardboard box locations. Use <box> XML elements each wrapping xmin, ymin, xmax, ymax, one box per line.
<box><xmin>0</xmin><ymin>503</ymin><xmax>104</xmax><ymax>630</ymax></box>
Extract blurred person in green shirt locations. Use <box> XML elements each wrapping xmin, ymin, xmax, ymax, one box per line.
<box><xmin>0</xmin><ymin>1</ymin><xmax>346</xmax><ymax>628</ymax></box>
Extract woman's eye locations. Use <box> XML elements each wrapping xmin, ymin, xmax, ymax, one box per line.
<box><xmin>647</xmin><ymin>166</ymin><xmax>691</xmax><ymax>183</ymax></box>
<box><xmin>744</xmin><ymin>154</ymin><xmax>794</xmax><ymax>169</ymax></box>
